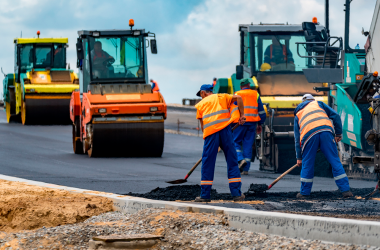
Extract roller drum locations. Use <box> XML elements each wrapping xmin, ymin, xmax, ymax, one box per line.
<box><xmin>24</xmin><ymin>98</ymin><xmax>71</xmax><ymax>125</ymax></box>
<box><xmin>90</xmin><ymin>122</ymin><xmax>164</xmax><ymax>157</ymax></box>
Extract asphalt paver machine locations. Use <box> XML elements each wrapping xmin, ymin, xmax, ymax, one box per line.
<box><xmin>214</xmin><ymin>22</ymin><xmax>333</xmax><ymax>175</ymax></box>
<box><xmin>71</xmin><ymin>21</ymin><xmax>167</xmax><ymax>157</ymax></box>
<box><xmin>300</xmin><ymin>0</ymin><xmax>377</xmax><ymax>180</ymax></box>
<box><xmin>2</xmin><ymin>32</ymin><xmax>79</xmax><ymax>124</ymax></box>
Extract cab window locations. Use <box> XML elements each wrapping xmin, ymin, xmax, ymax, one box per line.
<box><xmin>253</xmin><ymin>33</ymin><xmax>307</xmax><ymax>72</ymax></box>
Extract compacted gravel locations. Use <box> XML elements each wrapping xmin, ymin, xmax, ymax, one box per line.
<box><xmin>0</xmin><ymin>208</ymin><xmax>378</xmax><ymax>250</ymax></box>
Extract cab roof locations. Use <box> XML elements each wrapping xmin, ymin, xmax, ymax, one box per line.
<box><xmin>14</xmin><ymin>38</ymin><xmax>68</xmax><ymax>44</ymax></box>
<box><xmin>239</xmin><ymin>24</ymin><xmax>324</xmax><ymax>32</ymax></box>
<box><xmin>78</xmin><ymin>29</ymin><xmax>146</xmax><ymax>37</ymax></box>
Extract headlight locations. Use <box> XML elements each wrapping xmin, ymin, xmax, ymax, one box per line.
<box><xmin>98</xmin><ymin>108</ymin><xmax>107</xmax><ymax>113</ymax></box>
<box><xmin>92</xmin><ymin>32</ymin><xmax>100</xmax><ymax>37</ymax></box>
<box><xmin>30</xmin><ymin>89</ymin><xmax>35</xmax><ymax>93</ymax></box>
<box><xmin>150</xmin><ymin>107</ymin><xmax>158</xmax><ymax>112</ymax></box>
<box><xmin>133</xmin><ymin>31</ymin><xmax>141</xmax><ymax>36</ymax></box>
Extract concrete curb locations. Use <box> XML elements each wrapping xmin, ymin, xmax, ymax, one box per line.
<box><xmin>1</xmin><ymin>174</ymin><xmax>379</xmax><ymax>247</ymax></box>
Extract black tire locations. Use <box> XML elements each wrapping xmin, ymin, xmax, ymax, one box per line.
<box><xmin>72</xmin><ymin>119</ymin><xmax>83</xmax><ymax>154</ymax></box>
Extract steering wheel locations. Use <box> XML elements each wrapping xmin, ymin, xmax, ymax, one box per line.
<box><xmin>103</xmin><ymin>58</ymin><xmax>115</xmax><ymax>67</ymax></box>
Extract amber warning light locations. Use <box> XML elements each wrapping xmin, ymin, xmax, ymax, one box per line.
<box><xmin>129</xmin><ymin>19</ymin><xmax>134</xmax><ymax>29</ymax></box>
<box><xmin>37</xmin><ymin>30</ymin><xmax>40</xmax><ymax>38</ymax></box>
<box><xmin>312</xmin><ymin>17</ymin><xmax>318</xmax><ymax>24</ymax></box>
<box><xmin>374</xmin><ymin>71</ymin><xmax>378</xmax><ymax>77</ymax></box>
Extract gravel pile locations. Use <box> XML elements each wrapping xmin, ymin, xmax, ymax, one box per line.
<box><xmin>0</xmin><ymin>208</ymin><xmax>378</xmax><ymax>249</ymax></box>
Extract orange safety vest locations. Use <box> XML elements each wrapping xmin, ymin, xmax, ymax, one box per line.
<box><xmin>195</xmin><ymin>94</ymin><xmax>233</xmax><ymax>139</ymax></box>
<box><xmin>270</xmin><ymin>44</ymin><xmax>287</xmax><ymax>62</ymax></box>
<box><xmin>152</xmin><ymin>80</ymin><xmax>160</xmax><ymax>92</ymax></box>
<box><xmin>229</xmin><ymin>102</ymin><xmax>240</xmax><ymax>124</ymax></box>
<box><xmin>235</xmin><ymin>89</ymin><xmax>260</xmax><ymax>122</ymax></box>
<box><xmin>296</xmin><ymin>101</ymin><xmax>333</xmax><ymax>144</ymax></box>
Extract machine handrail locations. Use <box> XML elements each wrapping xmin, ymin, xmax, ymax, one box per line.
<box><xmin>295</xmin><ymin>36</ymin><xmax>343</xmax><ymax>68</ymax></box>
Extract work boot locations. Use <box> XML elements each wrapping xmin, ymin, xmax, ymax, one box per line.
<box><xmin>241</xmin><ymin>171</ymin><xmax>249</xmax><ymax>175</ymax></box>
<box><xmin>342</xmin><ymin>191</ymin><xmax>353</xmax><ymax>198</ymax></box>
<box><xmin>238</xmin><ymin>160</ymin><xmax>247</xmax><ymax>173</ymax></box>
<box><xmin>194</xmin><ymin>197</ymin><xmax>211</xmax><ymax>202</ymax></box>
<box><xmin>296</xmin><ymin>193</ymin><xmax>310</xmax><ymax>199</ymax></box>
<box><xmin>233</xmin><ymin>193</ymin><xmax>245</xmax><ymax>202</ymax></box>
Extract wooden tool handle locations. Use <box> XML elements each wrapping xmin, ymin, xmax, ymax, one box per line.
<box><xmin>184</xmin><ymin>124</ymin><xmax>239</xmax><ymax>181</ymax></box>
<box><xmin>184</xmin><ymin>124</ymin><xmax>239</xmax><ymax>180</ymax></box>
<box><xmin>184</xmin><ymin>158</ymin><xmax>202</xmax><ymax>180</ymax></box>
<box><xmin>268</xmin><ymin>163</ymin><xmax>298</xmax><ymax>189</ymax></box>
<box><xmin>184</xmin><ymin>147</ymin><xmax>223</xmax><ymax>180</ymax></box>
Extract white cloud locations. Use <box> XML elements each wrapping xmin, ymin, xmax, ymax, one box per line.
<box><xmin>151</xmin><ymin>0</ymin><xmax>376</xmax><ymax>103</ymax></box>
<box><xmin>0</xmin><ymin>0</ymin><xmax>376</xmax><ymax>104</ymax></box>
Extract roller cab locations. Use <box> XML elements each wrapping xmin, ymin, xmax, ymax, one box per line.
<box><xmin>3</xmin><ymin>35</ymin><xmax>79</xmax><ymax>124</ymax></box>
<box><xmin>71</xmin><ymin>26</ymin><xmax>166</xmax><ymax>157</ymax></box>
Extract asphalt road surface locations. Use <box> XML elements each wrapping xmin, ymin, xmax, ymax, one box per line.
<box><xmin>0</xmin><ymin>108</ymin><xmax>375</xmax><ymax>195</ymax></box>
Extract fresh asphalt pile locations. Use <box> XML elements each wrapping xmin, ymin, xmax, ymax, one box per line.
<box><xmin>127</xmin><ymin>185</ymin><xmax>380</xmax><ymax>221</ymax></box>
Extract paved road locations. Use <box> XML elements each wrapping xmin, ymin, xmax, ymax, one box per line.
<box><xmin>0</xmin><ymin>108</ymin><xmax>375</xmax><ymax>195</ymax></box>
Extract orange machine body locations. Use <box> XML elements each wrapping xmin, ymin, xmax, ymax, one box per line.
<box><xmin>70</xmin><ymin>91</ymin><xmax>167</xmax><ymax>140</ymax></box>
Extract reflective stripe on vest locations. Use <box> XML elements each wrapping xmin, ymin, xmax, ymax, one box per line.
<box><xmin>229</xmin><ymin>105</ymin><xmax>240</xmax><ymax>123</ymax></box>
<box><xmin>296</xmin><ymin>101</ymin><xmax>333</xmax><ymax>144</ymax></box>
<box><xmin>195</xmin><ymin>94</ymin><xmax>233</xmax><ymax>138</ymax></box>
<box><xmin>270</xmin><ymin>44</ymin><xmax>287</xmax><ymax>61</ymax></box>
<box><xmin>235</xmin><ymin>89</ymin><xmax>260</xmax><ymax>122</ymax></box>
<box><xmin>152</xmin><ymin>80</ymin><xmax>160</xmax><ymax>92</ymax></box>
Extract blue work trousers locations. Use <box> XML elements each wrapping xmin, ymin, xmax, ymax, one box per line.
<box><xmin>201</xmin><ymin>126</ymin><xmax>242</xmax><ymax>199</ymax></box>
<box><xmin>233</xmin><ymin>123</ymin><xmax>257</xmax><ymax>171</ymax></box>
<box><xmin>300</xmin><ymin>131</ymin><xmax>350</xmax><ymax>195</ymax></box>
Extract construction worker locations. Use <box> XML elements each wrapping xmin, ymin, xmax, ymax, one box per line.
<box><xmin>264</xmin><ymin>36</ymin><xmax>294</xmax><ymax>66</ymax></box>
<box><xmin>213</xmin><ymin>78</ymin><xmax>217</xmax><ymax>87</ymax></box>
<box><xmin>233</xmin><ymin>79</ymin><xmax>266</xmax><ymax>175</ymax></box>
<box><xmin>150</xmin><ymin>79</ymin><xmax>160</xmax><ymax>92</ymax></box>
<box><xmin>91</xmin><ymin>41</ymin><xmax>115</xmax><ymax>78</ymax></box>
<box><xmin>294</xmin><ymin>94</ymin><xmax>353</xmax><ymax>198</ymax></box>
<box><xmin>194</xmin><ymin>84</ymin><xmax>246</xmax><ymax>202</ymax></box>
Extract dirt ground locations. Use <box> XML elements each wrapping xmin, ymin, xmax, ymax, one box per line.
<box><xmin>0</xmin><ymin>180</ymin><xmax>114</xmax><ymax>232</ymax></box>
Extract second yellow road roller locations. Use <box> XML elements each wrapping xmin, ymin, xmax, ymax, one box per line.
<box><xmin>2</xmin><ymin>31</ymin><xmax>79</xmax><ymax>124</ymax></box>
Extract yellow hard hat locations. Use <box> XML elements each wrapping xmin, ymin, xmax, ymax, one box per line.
<box><xmin>260</xmin><ymin>63</ymin><xmax>271</xmax><ymax>71</ymax></box>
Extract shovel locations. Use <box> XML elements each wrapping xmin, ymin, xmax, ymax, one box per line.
<box><xmin>249</xmin><ymin>149</ymin><xmax>323</xmax><ymax>193</ymax></box>
<box><xmin>249</xmin><ymin>163</ymin><xmax>299</xmax><ymax>193</ymax></box>
<box><xmin>166</xmin><ymin>123</ymin><xmax>240</xmax><ymax>185</ymax></box>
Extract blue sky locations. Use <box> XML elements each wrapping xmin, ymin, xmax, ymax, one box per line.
<box><xmin>0</xmin><ymin>0</ymin><xmax>376</xmax><ymax>103</ymax></box>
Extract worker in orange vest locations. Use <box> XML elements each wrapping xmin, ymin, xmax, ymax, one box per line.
<box><xmin>233</xmin><ymin>78</ymin><xmax>266</xmax><ymax>175</ymax></box>
<box><xmin>194</xmin><ymin>84</ymin><xmax>246</xmax><ymax>202</ymax></box>
<box><xmin>212</xmin><ymin>78</ymin><xmax>217</xmax><ymax>87</ymax></box>
<box><xmin>150</xmin><ymin>79</ymin><xmax>160</xmax><ymax>92</ymax></box>
<box><xmin>264</xmin><ymin>37</ymin><xmax>294</xmax><ymax>65</ymax></box>
<box><xmin>294</xmin><ymin>94</ymin><xmax>352</xmax><ymax>199</ymax></box>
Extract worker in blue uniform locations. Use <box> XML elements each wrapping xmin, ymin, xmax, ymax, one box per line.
<box><xmin>233</xmin><ymin>79</ymin><xmax>266</xmax><ymax>175</ymax></box>
<box><xmin>294</xmin><ymin>94</ymin><xmax>353</xmax><ymax>198</ymax></box>
<box><xmin>194</xmin><ymin>84</ymin><xmax>246</xmax><ymax>202</ymax></box>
